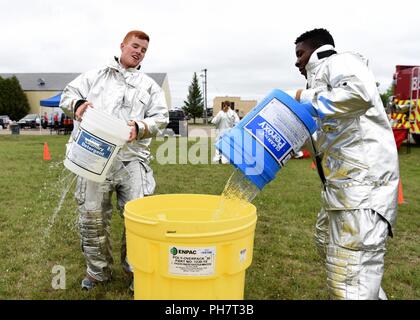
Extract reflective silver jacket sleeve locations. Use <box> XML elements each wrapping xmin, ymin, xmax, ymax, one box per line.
<box><xmin>59</xmin><ymin>72</ymin><xmax>93</xmax><ymax>118</ymax></box>
<box><xmin>300</xmin><ymin>54</ymin><xmax>378</xmax><ymax>119</ymax></box>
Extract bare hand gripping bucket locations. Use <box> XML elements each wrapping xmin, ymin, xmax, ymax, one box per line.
<box><xmin>215</xmin><ymin>89</ymin><xmax>318</xmax><ymax>190</ymax></box>
<box><xmin>64</xmin><ymin>107</ymin><xmax>131</xmax><ymax>182</ymax></box>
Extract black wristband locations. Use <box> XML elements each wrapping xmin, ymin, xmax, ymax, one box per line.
<box><xmin>134</xmin><ymin>121</ymin><xmax>139</xmax><ymax>138</ymax></box>
<box><xmin>74</xmin><ymin>99</ymin><xmax>87</xmax><ymax>118</ymax></box>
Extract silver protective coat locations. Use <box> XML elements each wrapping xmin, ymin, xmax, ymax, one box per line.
<box><xmin>60</xmin><ymin>57</ymin><xmax>169</xmax><ymax>163</ymax></box>
<box><xmin>299</xmin><ymin>45</ymin><xmax>399</xmax><ymax>299</ymax></box>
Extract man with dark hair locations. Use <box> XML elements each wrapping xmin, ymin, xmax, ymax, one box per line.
<box><xmin>60</xmin><ymin>30</ymin><xmax>169</xmax><ymax>291</ymax></box>
<box><xmin>289</xmin><ymin>28</ymin><xmax>399</xmax><ymax>299</ymax></box>
<box><xmin>294</xmin><ymin>28</ymin><xmax>335</xmax><ymax>52</ymax></box>
<box><xmin>212</xmin><ymin>101</ymin><xmax>239</xmax><ymax>163</ymax></box>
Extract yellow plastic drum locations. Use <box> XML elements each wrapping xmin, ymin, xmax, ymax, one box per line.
<box><xmin>124</xmin><ymin>194</ymin><xmax>257</xmax><ymax>300</ymax></box>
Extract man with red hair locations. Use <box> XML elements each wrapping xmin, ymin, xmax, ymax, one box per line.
<box><xmin>60</xmin><ymin>30</ymin><xmax>169</xmax><ymax>291</ymax></box>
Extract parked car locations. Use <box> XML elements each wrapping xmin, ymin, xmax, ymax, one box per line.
<box><xmin>167</xmin><ymin>110</ymin><xmax>188</xmax><ymax>135</ymax></box>
<box><xmin>18</xmin><ymin>114</ymin><xmax>41</xmax><ymax>129</ymax></box>
<box><xmin>0</xmin><ymin>115</ymin><xmax>11</xmax><ymax>129</ymax></box>
<box><xmin>202</xmin><ymin>108</ymin><xmax>213</xmax><ymax>118</ymax></box>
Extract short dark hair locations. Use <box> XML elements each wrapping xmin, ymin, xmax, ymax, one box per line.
<box><xmin>294</xmin><ymin>28</ymin><xmax>335</xmax><ymax>49</ymax></box>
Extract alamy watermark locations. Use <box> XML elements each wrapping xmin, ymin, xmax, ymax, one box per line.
<box><xmin>155</xmin><ymin>128</ymin><xmax>266</xmax><ymax>175</ymax></box>
<box><xmin>51</xmin><ymin>265</ymin><xmax>66</xmax><ymax>290</ymax></box>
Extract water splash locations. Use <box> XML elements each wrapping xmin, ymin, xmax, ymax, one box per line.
<box><xmin>213</xmin><ymin>168</ymin><xmax>260</xmax><ymax>219</ymax></box>
<box><xmin>27</xmin><ymin>168</ymin><xmax>78</xmax><ymax>271</ymax></box>
<box><xmin>222</xmin><ymin>168</ymin><xmax>260</xmax><ymax>202</ymax></box>
<box><xmin>42</xmin><ymin>171</ymin><xmax>77</xmax><ymax>241</ymax></box>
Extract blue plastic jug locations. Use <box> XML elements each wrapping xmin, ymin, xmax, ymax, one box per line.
<box><xmin>215</xmin><ymin>89</ymin><xmax>317</xmax><ymax>190</ymax></box>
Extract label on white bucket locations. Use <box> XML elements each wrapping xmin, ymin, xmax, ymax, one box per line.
<box><xmin>168</xmin><ymin>246</ymin><xmax>216</xmax><ymax>276</ymax></box>
<box><xmin>67</xmin><ymin>128</ymin><xmax>116</xmax><ymax>175</ymax></box>
<box><xmin>244</xmin><ymin>98</ymin><xmax>308</xmax><ymax>164</ymax></box>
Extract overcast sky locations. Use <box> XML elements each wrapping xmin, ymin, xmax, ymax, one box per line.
<box><xmin>1</xmin><ymin>0</ymin><xmax>419</xmax><ymax>108</ymax></box>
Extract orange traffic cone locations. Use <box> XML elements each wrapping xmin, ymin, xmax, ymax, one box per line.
<box><xmin>311</xmin><ymin>161</ymin><xmax>316</xmax><ymax>170</ymax></box>
<box><xmin>398</xmin><ymin>179</ymin><xmax>404</xmax><ymax>205</ymax></box>
<box><xmin>43</xmin><ymin>142</ymin><xmax>51</xmax><ymax>161</ymax></box>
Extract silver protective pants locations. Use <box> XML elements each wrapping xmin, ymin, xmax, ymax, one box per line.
<box><xmin>314</xmin><ymin>208</ymin><xmax>390</xmax><ymax>300</ymax></box>
<box><xmin>75</xmin><ymin>160</ymin><xmax>155</xmax><ymax>282</ymax></box>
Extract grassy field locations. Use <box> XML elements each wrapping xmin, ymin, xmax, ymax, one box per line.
<box><xmin>0</xmin><ymin>134</ymin><xmax>418</xmax><ymax>300</ymax></box>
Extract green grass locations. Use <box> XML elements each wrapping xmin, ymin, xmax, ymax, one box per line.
<box><xmin>0</xmin><ymin>134</ymin><xmax>418</xmax><ymax>299</ymax></box>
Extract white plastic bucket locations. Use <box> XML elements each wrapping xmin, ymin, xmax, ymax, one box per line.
<box><xmin>64</xmin><ymin>107</ymin><xmax>131</xmax><ymax>182</ymax></box>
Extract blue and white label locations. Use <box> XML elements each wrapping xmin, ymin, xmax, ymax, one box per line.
<box><xmin>244</xmin><ymin>114</ymin><xmax>291</xmax><ymax>162</ymax></box>
<box><xmin>244</xmin><ymin>98</ymin><xmax>308</xmax><ymax>163</ymax></box>
<box><xmin>77</xmin><ymin>131</ymin><xmax>114</xmax><ymax>159</ymax></box>
<box><xmin>67</xmin><ymin>129</ymin><xmax>116</xmax><ymax>175</ymax></box>
<box><xmin>169</xmin><ymin>246</ymin><xmax>216</xmax><ymax>276</ymax></box>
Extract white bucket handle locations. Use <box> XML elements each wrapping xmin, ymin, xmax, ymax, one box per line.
<box><xmin>125</xmin><ymin>215</ymin><xmax>159</xmax><ymax>225</ymax></box>
<box><xmin>165</xmin><ymin>217</ymin><xmax>257</xmax><ymax>239</ymax></box>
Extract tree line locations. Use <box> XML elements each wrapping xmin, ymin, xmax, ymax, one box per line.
<box><xmin>0</xmin><ymin>76</ymin><xmax>30</xmax><ymax>120</ymax></box>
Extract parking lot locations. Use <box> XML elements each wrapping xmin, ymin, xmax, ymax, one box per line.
<box><xmin>0</xmin><ymin>124</ymin><xmax>216</xmax><ymax>138</ymax></box>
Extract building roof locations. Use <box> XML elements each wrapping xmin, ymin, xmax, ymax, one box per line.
<box><xmin>0</xmin><ymin>72</ymin><xmax>167</xmax><ymax>91</ymax></box>
<box><xmin>146</xmin><ymin>73</ymin><xmax>167</xmax><ymax>87</ymax></box>
<box><xmin>0</xmin><ymin>73</ymin><xmax>80</xmax><ymax>91</ymax></box>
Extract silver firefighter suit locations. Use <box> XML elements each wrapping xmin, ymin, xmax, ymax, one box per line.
<box><xmin>298</xmin><ymin>45</ymin><xmax>399</xmax><ymax>299</ymax></box>
<box><xmin>60</xmin><ymin>57</ymin><xmax>169</xmax><ymax>282</ymax></box>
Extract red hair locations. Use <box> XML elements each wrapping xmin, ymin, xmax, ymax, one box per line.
<box><xmin>123</xmin><ymin>30</ymin><xmax>150</xmax><ymax>43</ymax></box>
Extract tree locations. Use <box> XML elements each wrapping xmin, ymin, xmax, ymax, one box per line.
<box><xmin>380</xmin><ymin>84</ymin><xmax>394</xmax><ymax>110</ymax></box>
<box><xmin>183</xmin><ymin>72</ymin><xmax>204</xmax><ymax>124</ymax></box>
<box><xmin>0</xmin><ymin>76</ymin><xmax>30</xmax><ymax>120</ymax></box>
